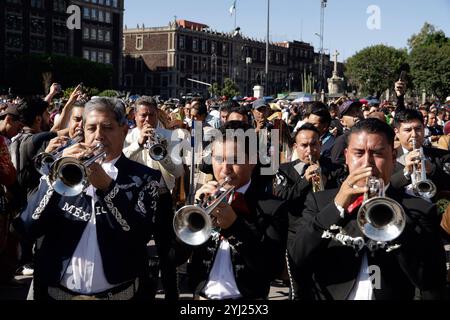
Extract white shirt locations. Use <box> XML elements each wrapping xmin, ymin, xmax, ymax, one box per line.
<box><xmin>334</xmin><ymin>182</ymin><xmax>390</xmax><ymax>300</ymax></box>
<box><xmin>60</xmin><ymin>156</ymin><xmax>120</xmax><ymax>294</ymax></box>
<box><xmin>203</xmin><ymin>180</ymin><xmax>251</xmax><ymax>300</ymax></box>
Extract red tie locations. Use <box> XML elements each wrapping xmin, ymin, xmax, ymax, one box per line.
<box><xmin>230</xmin><ymin>192</ymin><xmax>251</xmax><ymax>216</ymax></box>
<box><xmin>347</xmin><ymin>195</ymin><xmax>364</xmax><ymax>215</ymax></box>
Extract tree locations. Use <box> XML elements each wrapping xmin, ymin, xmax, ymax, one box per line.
<box><xmin>407</xmin><ymin>23</ymin><xmax>450</xmax><ymax>101</ymax></box>
<box><xmin>344</xmin><ymin>45</ymin><xmax>407</xmax><ymax>98</ymax></box>
<box><xmin>408</xmin><ymin>22</ymin><xmax>448</xmax><ymax>50</ymax></box>
<box><xmin>210</xmin><ymin>78</ymin><xmax>240</xmax><ymax>99</ymax></box>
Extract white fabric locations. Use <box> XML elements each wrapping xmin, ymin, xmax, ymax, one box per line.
<box><xmin>203</xmin><ymin>240</ymin><xmax>242</xmax><ymax>300</ymax></box>
<box><xmin>347</xmin><ymin>253</ymin><xmax>373</xmax><ymax>300</ymax></box>
<box><xmin>60</xmin><ymin>156</ymin><xmax>120</xmax><ymax>294</ymax></box>
<box><xmin>123</xmin><ymin>126</ymin><xmax>185</xmax><ymax>190</ymax></box>
<box><xmin>202</xmin><ymin>179</ymin><xmax>251</xmax><ymax>299</ymax></box>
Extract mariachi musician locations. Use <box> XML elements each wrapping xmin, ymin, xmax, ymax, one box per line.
<box><xmin>175</xmin><ymin>121</ymin><xmax>288</xmax><ymax>300</ymax></box>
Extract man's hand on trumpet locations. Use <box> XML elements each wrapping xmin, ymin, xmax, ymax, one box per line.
<box><xmin>404</xmin><ymin>150</ymin><xmax>432</xmax><ymax>175</ymax></box>
<box><xmin>61</xmin><ymin>143</ymin><xmax>112</xmax><ymax>191</ymax></box>
<box><xmin>195</xmin><ymin>181</ymin><xmax>237</xmax><ymax>230</ymax></box>
<box><xmin>45</xmin><ymin>135</ymin><xmax>69</xmax><ymax>153</ymax></box>
<box><xmin>334</xmin><ymin>166</ymin><xmax>372</xmax><ymax>210</ymax></box>
<box><xmin>304</xmin><ymin>163</ymin><xmax>320</xmax><ymax>183</ymax></box>
<box><xmin>138</xmin><ymin>123</ymin><xmax>155</xmax><ymax>147</ymax></box>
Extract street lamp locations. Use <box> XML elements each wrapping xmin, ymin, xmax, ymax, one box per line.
<box><xmin>245</xmin><ymin>56</ymin><xmax>252</xmax><ymax>96</ymax></box>
<box><xmin>316</xmin><ymin>0</ymin><xmax>327</xmax><ymax>92</ymax></box>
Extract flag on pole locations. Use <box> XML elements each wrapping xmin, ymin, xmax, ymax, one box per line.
<box><xmin>229</xmin><ymin>0</ymin><xmax>236</xmax><ymax>15</ymax></box>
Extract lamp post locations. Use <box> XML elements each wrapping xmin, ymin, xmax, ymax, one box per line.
<box><xmin>316</xmin><ymin>0</ymin><xmax>327</xmax><ymax>92</ymax></box>
<box><xmin>246</xmin><ymin>56</ymin><xmax>252</xmax><ymax>96</ymax></box>
<box><xmin>265</xmin><ymin>0</ymin><xmax>270</xmax><ymax>94</ymax></box>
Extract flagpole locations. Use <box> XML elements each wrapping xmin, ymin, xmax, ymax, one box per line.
<box><xmin>234</xmin><ymin>1</ymin><xmax>237</xmax><ymax>30</ymax></box>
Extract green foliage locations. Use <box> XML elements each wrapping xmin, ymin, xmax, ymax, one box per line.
<box><xmin>97</xmin><ymin>89</ymin><xmax>119</xmax><ymax>97</ymax></box>
<box><xmin>63</xmin><ymin>86</ymin><xmax>100</xmax><ymax>99</ymax></box>
<box><xmin>409</xmin><ymin>43</ymin><xmax>450</xmax><ymax>101</ymax></box>
<box><xmin>408</xmin><ymin>22</ymin><xmax>449</xmax><ymax>50</ymax></box>
<box><xmin>6</xmin><ymin>54</ymin><xmax>113</xmax><ymax>95</ymax></box>
<box><xmin>344</xmin><ymin>45</ymin><xmax>407</xmax><ymax>98</ymax></box>
<box><xmin>208</xmin><ymin>78</ymin><xmax>240</xmax><ymax>98</ymax></box>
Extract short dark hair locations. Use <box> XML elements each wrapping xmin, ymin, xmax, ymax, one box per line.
<box><xmin>294</xmin><ymin>123</ymin><xmax>320</xmax><ymax>140</ymax></box>
<box><xmin>348</xmin><ymin>118</ymin><xmax>395</xmax><ymax>147</ymax></box>
<box><xmin>191</xmin><ymin>100</ymin><xmax>208</xmax><ymax>116</ymax></box>
<box><xmin>219</xmin><ymin>100</ymin><xmax>237</xmax><ymax>113</ymax></box>
<box><xmin>393</xmin><ymin>109</ymin><xmax>424</xmax><ymax>129</ymax></box>
<box><xmin>16</xmin><ymin>98</ymin><xmax>48</xmax><ymax>127</ymax></box>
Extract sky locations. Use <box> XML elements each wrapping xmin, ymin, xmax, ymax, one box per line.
<box><xmin>124</xmin><ymin>0</ymin><xmax>450</xmax><ymax>62</ymax></box>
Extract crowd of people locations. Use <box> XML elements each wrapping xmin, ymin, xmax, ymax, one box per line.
<box><xmin>0</xmin><ymin>79</ymin><xmax>449</xmax><ymax>300</ymax></box>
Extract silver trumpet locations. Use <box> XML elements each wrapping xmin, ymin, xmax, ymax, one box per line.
<box><xmin>34</xmin><ymin>133</ymin><xmax>83</xmax><ymax>176</ymax></box>
<box><xmin>411</xmin><ymin>139</ymin><xmax>436</xmax><ymax>199</ymax></box>
<box><xmin>146</xmin><ymin>131</ymin><xmax>168</xmax><ymax>161</ymax></box>
<box><xmin>357</xmin><ymin>176</ymin><xmax>406</xmax><ymax>242</ymax></box>
<box><xmin>173</xmin><ymin>177</ymin><xmax>235</xmax><ymax>246</ymax></box>
<box><xmin>308</xmin><ymin>155</ymin><xmax>324</xmax><ymax>192</ymax></box>
<box><xmin>49</xmin><ymin>143</ymin><xmax>106</xmax><ymax>197</ymax></box>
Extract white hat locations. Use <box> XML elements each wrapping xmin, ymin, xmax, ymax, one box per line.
<box><xmin>445</xmin><ymin>96</ymin><xmax>450</xmax><ymax>103</ymax></box>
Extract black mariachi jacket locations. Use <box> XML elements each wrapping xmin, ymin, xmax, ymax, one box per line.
<box><xmin>16</xmin><ymin>154</ymin><xmax>161</xmax><ymax>287</ymax></box>
<box><xmin>288</xmin><ymin>187</ymin><xmax>446</xmax><ymax>300</ymax></box>
<box><xmin>187</xmin><ymin>181</ymin><xmax>288</xmax><ymax>299</ymax></box>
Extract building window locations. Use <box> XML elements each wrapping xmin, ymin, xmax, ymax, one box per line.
<box><xmin>83</xmin><ymin>7</ymin><xmax>90</xmax><ymax>19</ymax></box>
<box><xmin>105</xmin><ymin>0</ymin><xmax>111</xmax><ymax>6</ymax></box>
<box><xmin>83</xmin><ymin>49</ymin><xmax>90</xmax><ymax>60</ymax></box>
<box><xmin>31</xmin><ymin>0</ymin><xmax>44</xmax><ymax>8</ymax></box>
<box><xmin>211</xmin><ymin>41</ymin><xmax>216</xmax><ymax>53</ymax></box>
<box><xmin>192</xmin><ymin>38</ymin><xmax>199</xmax><ymax>52</ymax></box>
<box><xmin>91</xmin><ymin>8</ymin><xmax>97</xmax><ymax>20</ymax></box>
<box><xmin>83</xmin><ymin>27</ymin><xmax>89</xmax><ymax>39</ymax></box>
<box><xmin>98</xmin><ymin>51</ymin><xmax>104</xmax><ymax>63</ymax></box>
<box><xmin>90</xmin><ymin>51</ymin><xmax>97</xmax><ymax>62</ymax></box>
<box><xmin>30</xmin><ymin>16</ymin><xmax>45</xmax><ymax>35</ymax></box>
<box><xmin>201</xmin><ymin>40</ymin><xmax>207</xmax><ymax>53</ymax></box>
<box><xmin>6</xmin><ymin>33</ymin><xmax>22</xmax><ymax>49</ymax></box>
<box><xmin>5</xmin><ymin>11</ymin><xmax>23</xmax><ymax>31</ymax></box>
<box><xmin>112</xmin><ymin>0</ymin><xmax>118</xmax><ymax>7</ymax></box>
<box><xmin>124</xmin><ymin>74</ymin><xmax>133</xmax><ymax>87</ymax></box>
<box><xmin>105</xmin><ymin>12</ymin><xmax>111</xmax><ymax>23</ymax></box>
<box><xmin>91</xmin><ymin>28</ymin><xmax>97</xmax><ymax>40</ymax></box>
<box><xmin>105</xmin><ymin>52</ymin><xmax>111</xmax><ymax>64</ymax></box>
<box><xmin>98</xmin><ymin>10</ymin><xmax>104</xmax><ymax>22</ymax></box>
<box><xmin>136</xmin><ymin>35</ymin><xmax>143</xmax><ymax>50</ymax></box>
<box><xmin>179</xmin><ymin>36</ymin><xmax>185</xmax><ymax>50</ymax></box>
<box><xmin>98</xmin><ymin>29</ymin><xmax>104</xmax><ymax>41</ymax></box>
<box><xmin>105</xmin><ymin>30</ymin><xmax>111</xmax><ymax>42</ymax></box>
<box><xmin>222</xmin><ymin>43</ymin><xmax>228</xmax><ymax>56</ymax></box>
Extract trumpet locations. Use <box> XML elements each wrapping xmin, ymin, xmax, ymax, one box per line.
<box><xmin>49</xmin><ymin>143</ymin><xmax>106</xmax><ymax>197</ymax></box>
<box><xmin>34</xmin><ymin>132</ymin><xmax>83</xmax><ymax>176</ymax></box>
<box><xmin>173</xmin><ymin>177</ymin><xmax>235</xmax><ymax>246</ymax></box>
<box><xmin>357</xmin><ymin>176</ymin><xmax>406</xmax><ymax>242</ymax></box>
<box><xmin>308</xmin><ymin>155</ymin><xmax>324</xmax><ymax>192</ymax></box>
<box><xmin>146</xmin><ymin>131</ymin><xmax>168</xmax><ymax>161</ymax></box>
<box><xmin>411</xmin><ymin>139</ymin><xmax>436</xmax><ymax>199</ymax></box>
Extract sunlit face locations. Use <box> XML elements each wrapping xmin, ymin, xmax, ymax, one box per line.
<box><xmin>68</xmin><ymin>106</ymin><xmax>84</xmax><ymax>139</ymax></box>
<box><xmin>83</xmin><ymin>109</ymin><xmax>128</xmax><ymax>162</ymax></box>
<box><xmin>394</xmin><ymin>119</ymin><xmax>424</xmax><ymax>151</ymax></box>
<box><xmin>135</xmin><ymin>104</ymin><xmax>158</xmax><ymax>129</ymax></box>
<box><xmin>212</xmin><ymin>140</ymin><xmax>255</xmax><ymax>189</ymax></box>
<box><xmin>427</xmin><ymin>113</ymin><xmax>436</xmax><ymax>127</ymax></box>
<box><xmin>252</xmin><ymin>106</ymin><xmax>269</xmax><ymax>122</ymax></box>
<box><xmin>4</xmin><ymin>115</ymin><xmax>23</xmax><ymax>138</ymax></box>
<box><xmin>294</xmin><ymin>130</ymin><xmax>321</xmax><ymax>163</ymax></box>
<box><xmin>345</xmin><ymin>131</ymin><xmax>395</xmax><ymax>186</ymax></box>
<box><xmin>305</xmin><ymin>114</ymin><xmax>328</xmax><ymax>136</ymax></box>
<box><xmin>220</xmin><ymin>110</ymin><xmax>229</xmax><ymax>124</ymax></box>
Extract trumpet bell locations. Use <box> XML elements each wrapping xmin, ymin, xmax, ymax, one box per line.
<box><xmin>149</xmin><ymin>143</ymin><xmax>168</xmax><ymax>161</ymax></box>
<box><xmin>357</xmin><ymin>197</ymin><xmax>406</xmax><ymax>242</ymax></box>
<box><xmin>173</xmin><ymin>206</ymin><xmax>212</xmax><ymax>246</ymax></box>
<box><xmin>413</xmin><ymin>179</ymin><xmax>436</xmax><ymax>199</ymax></box>
<box><xmin>50</xmin><ymin>157</ymin><xmax>86</xmax><ymax>197</ymax></box>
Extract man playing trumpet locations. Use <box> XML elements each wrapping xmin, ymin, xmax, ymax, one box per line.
<box><xmin>182</xmin><ymin>121</ymin><xmax>288</xmax><ymax>300</ymax></box>
<box><xmin>391</xmin><ymin>109</ymin><xmax>450</xmax><ymax>200</ymax></box>
<box><xmin>122</xmin><ymin>96</ymin><xmax>184</xmax><ymax>300</ymax></box>
<box><xmin>288</xmin><ymin>118</ymin><xmax>446</xmax><ymax>300</ymax></box>
<box><xmin>15</xmin><ymin>98</ymin><xmax>163</xmax><ymax>300</ymax></box>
